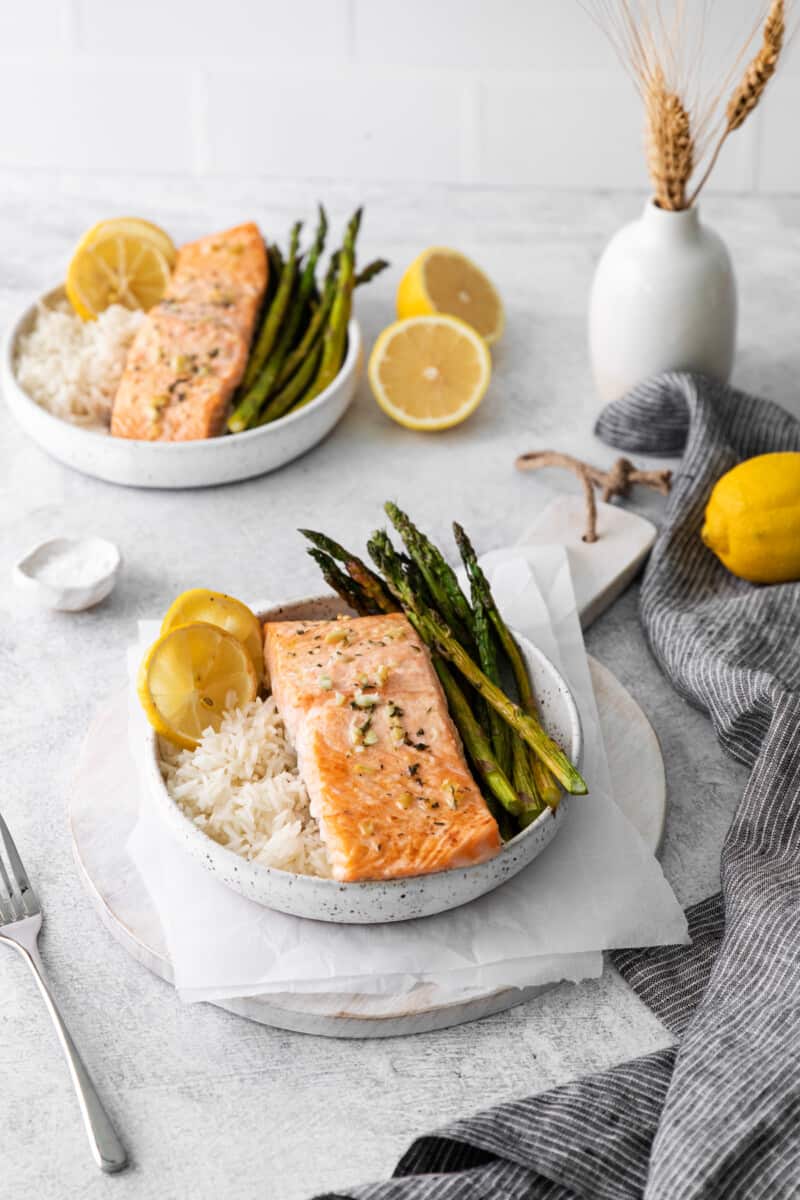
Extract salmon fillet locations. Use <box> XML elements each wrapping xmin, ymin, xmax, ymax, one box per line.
<box><xmin>111</xmin><ymin>222</ymin><xmax>267</xmax><ymax>441</ymax></box>
<box><xmin>264</xmin><ymin>614</ymin><xmax>501</xmax><ymax>882</ymax></box>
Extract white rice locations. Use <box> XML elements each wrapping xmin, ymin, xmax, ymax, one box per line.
<box><xmin>159</xmin><ymin>696</ymin><xmax>332</xmax><ymax>878</ymax></box>
<box><xmin>14</xmin><ymin>299</ymin><xmax>142</xmax><ymax>428</ymax></box>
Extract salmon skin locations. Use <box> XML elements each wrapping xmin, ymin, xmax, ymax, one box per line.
<box><xmin>264</xmin><ymin>613</ymin><xmax>501</xmax><ymax>882</ymax></box>
<box><xmin>111</xmin><ymin>222</ymin><xmax>267</xmax><ymax>441</ymax></box>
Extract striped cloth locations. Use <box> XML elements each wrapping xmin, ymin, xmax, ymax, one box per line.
<box><xmin>316</xmin><ymin>373</ymin><xmax>800</xmax><ymax>1200</ymax></box>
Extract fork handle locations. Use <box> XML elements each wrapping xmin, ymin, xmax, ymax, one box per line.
<box><xmin>10</xmin><ymin>939</ymin><xmax>128</xmax><ymax>1173</ymax></box>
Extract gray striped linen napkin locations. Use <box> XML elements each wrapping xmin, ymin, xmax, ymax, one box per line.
<box><xmin>316</xmin><ymin>373</ymin><xmax>800</xmax><ymax>1200</ymax></box>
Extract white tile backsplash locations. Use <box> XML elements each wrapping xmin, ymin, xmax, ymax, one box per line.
<box><xmin>75</xmin><ymin>0</ymin><xmax>349</xmax><ymax>61</ymax></box>
<box><xmin>754</xmin><ymin>73</ymin><xmax>800</xmax><ymax>193</ymax></box>
<box><xmin>480</xmin><ymin>73</ymin><xmax>646</xmax><ymax>190</ymax></box>
<box><xmin>204</xmin><ymin>68</ymin><xmax>468</xmax><ymax>183</ymax></box>
<box><xmin>353</xmin><ymin>0</ymin><xmax>619</xmax><ymax>72</ymax></box>
<box><xmin>0</xmin><ymin>63</ymin><xmax>196</xmax><ymax>171</ymax></box>
<box><xmin>0</xmin><ymin>0</ymin><xmax>795</xmax><ymax>194</ymax></box>
<box><xmin>0</xmin><ymin>1</ymin><xmax>69</xmax><ymax>52</ymax></box>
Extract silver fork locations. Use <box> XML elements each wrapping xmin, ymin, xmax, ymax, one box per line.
<box><xmin>0</xmin><ymin>813</ymin><xmax>127</xmax><ymax>1173</ymax></box>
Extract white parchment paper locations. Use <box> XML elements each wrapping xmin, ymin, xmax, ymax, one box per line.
<box><xmin>126</xmin><ymin>547</ymin><xmax>688</xmax><ymax>1002</ymax></box>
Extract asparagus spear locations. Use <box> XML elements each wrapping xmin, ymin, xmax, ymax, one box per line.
<box><xmin>278</xmin><ymin>206</ymin><xmax>328</xmax><ymax>347</ymax></box>
<box><xmin>306</xmin><ymin>549</ymin><xmax>378</xmax><ymax>616</ymax></box>
<box><xmin>511</xmin><ymin>737</ymin><xmax>545</xmax><ymax>824</ymax></box>
<box><xmin>246</xmin><ymin>224</ymin><xmax>299</xmax><ymax>387</ymax></box>
<box><xmin>368</xmin><ymin>532</ymin><xmax>588</xmax><ymax>796</ymax></box>
<box><xmin>257</xmin><ymin>342</ymin><xmax>323</xmax><ymax>425</ymax></box>
<box><xmin>272</xmin><ymin>255</ymin><xmax>388</xmax><ymax>399</ymax></box>
<box><xmin>453</xmin><ymin>522</ymin><xmax>562</xmax><ymax>810</ymax></box>
<box><xmin>468</xmin><ymin>567</ymin><xmax>513</xmax><ymax>779</ymax></box>
<box><xmin>384</xmin><ymin>503</ymin><xmax>475</xmax><ymax>649</ymax></box>
<box><xmin>237</xmin><ymin>207</ymin><xmax>329</xmax><ymax>428</ymax></box>
<box><xmin>255</xmin><ymin>243</ymin><xmax>282</xmax><ymax>319</ymax></box>
<box><xmin>346</xmin><ymin>559</ymin><xmax>398</xmax><ymax>615</ymax></box>
<box><xmin>301</xmin><ymin>209</ymin><xmax>362</xmax><ymax>408</ymax></box>
<box><xmin>354</xmin><ymin>258</ymin><xmax>390</xmax><ymax>287</ymax></box>
<box><xmin>229</xmin><ymin>221</ymin><xmax>302</xmax><ymax>431</ymax></box>
<box><xmin>300</xmin><ymin>529</ymin><xmax>395</xmax><ymax>613</ymax></box>
<box><xmin>268</xmin><ymin>243</ymin><xmax>283</xmax><ymax>286</ymax></box>
<box><xmin>273</xmin><ymin>250</ymin><xmax>340</xmax><ymax>391</ymax></box>
<box><xmin>383</xmin><ymin>504</ymin><xmax>499</xmax><ymax>752</ymax></box>
<box><xmin>434</xmin><ymin>659</ymin><xmax>521</xmax><ymax>819</ymax></box>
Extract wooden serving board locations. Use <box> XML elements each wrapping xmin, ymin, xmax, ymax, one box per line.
<box><xmin>69</xmin><ymin>657</ymin><xmax>665</xmax><ymax>1039</ymax></box>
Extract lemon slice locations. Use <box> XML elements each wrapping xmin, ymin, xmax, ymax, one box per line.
<box><xmin>396</xmin><ymin>248</ymin><xmax>504</xmax><ymax>345</ymax></box>
<box><xmin>161</xmin><ymin>589</ymin><xmax>264</xmax><ymax>684</ymax></box>
<box><xmin>66</xmin><ymin>217</ymin><xmax>176</xmax><ymax>320</ymax></box>
<box><xmin>368</xmin><ymin>315</ymin><xmax>491</xmax><ymax>431</ymax></box>
<box><xmin>138</xmin><ymin>622</ymin><xmax>258</xmax><ymax>751</ymax></box>
<box><xmin>88</xmin><ymin>217</ymin><xmax>177</xmax><ymax>264</ymax></box>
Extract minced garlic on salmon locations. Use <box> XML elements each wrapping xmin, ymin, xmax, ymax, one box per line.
<box><xmin>111</xmin><ymin>223</ymin><xmax>267</xmax><ymax>441</ymax></box>
<box><xmin>264</xmin><ymin>613</ymin><xmax>501</xmax><ymax>882</ymax></box>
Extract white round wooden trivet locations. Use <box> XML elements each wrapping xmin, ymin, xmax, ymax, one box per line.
<box><xmin>69</xmin><ymin>657</ymin><xmax>665</xmax><ymax>1039</ymax></box>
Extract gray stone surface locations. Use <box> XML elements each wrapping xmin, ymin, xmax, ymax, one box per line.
<box><xmin>2</xmin><ymin>172</ymin><xmax>787</xmax><ymax>1199</ymax></box>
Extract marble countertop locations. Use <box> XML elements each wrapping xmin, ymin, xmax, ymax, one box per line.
<box><xmin>2</xmin><ymin>172</ymin><xmax>797</xmax><ymax>1199</ymax></box>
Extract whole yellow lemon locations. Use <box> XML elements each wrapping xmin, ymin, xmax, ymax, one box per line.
<box><xmin>701</xmin><ymin>451</ymin><xmax>800</xmax><ymax>584</ymax></box>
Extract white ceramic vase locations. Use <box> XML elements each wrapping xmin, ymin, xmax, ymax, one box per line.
<box><xmin>589</xmin><ymin>201</ymin><xmax>737</xmax><ymax>405</ymax></box>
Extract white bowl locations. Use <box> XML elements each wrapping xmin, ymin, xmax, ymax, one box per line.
<box><xmin>141</xmin><ymin>596</ymin><xmax>583</xmax><ymax>924</ymax></box>
<box><xmin>2</xmin><ymin>286</ymin><xmax>362</xmax><ymax>490</ymax></box>
<box><xmin>13</xmin><ymin>535</ymin><xmax>121</xmax><ymax>611</ymax></box>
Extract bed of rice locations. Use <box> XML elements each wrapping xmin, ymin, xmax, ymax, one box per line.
<box><xmin>159</xmin><ymin>696</ymin><xmax>332</xmax><ymax>878</ymax></box>
<box><xmin>14</xmin><ymin>299</ymin><xmax>142</xmax><ymax>428</ymax></box>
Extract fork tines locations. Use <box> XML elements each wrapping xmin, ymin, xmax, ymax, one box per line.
<box><xmin>0</xmin><ymin>813</ymin><xmax>40</xmax><ymax>924</ymax></box>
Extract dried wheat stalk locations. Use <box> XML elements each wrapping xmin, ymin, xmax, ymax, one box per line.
<box><xmin>688</xmin><ymin>0</ymin><xmax>785</xmax><ymax>205</ymax></box>
<box><xmin>583</xmin><ymin>1</ymin><xmax>789</xmax><ymax>210</ymax></box>
<box><xmin>646</xmin><ymin>67</ymin><xmax>694</xmax><ymax>210</ymax></box>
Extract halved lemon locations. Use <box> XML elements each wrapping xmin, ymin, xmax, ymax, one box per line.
<box><xmin>66</xmin><ymin>217</ymin><xmax>176</xmax><ymax>320</ymax></box>
<box><xmin>161</xmin><ymin>589</ymin><xmax>264</xmax><ymax>684</ymax></box>
<box><xmin>396</xmin><ymin>248</ymin><xmax>504</xmax><ymax>345</ymax></box>
<box><xmin>137</xmin><ymin>622</ymin><xmax>258</xmax><ymax>751</ymax></box>
<box><xmin>368</xmin><ymin>314</ymin><xmax>491</xmax><ymax>431</ymax></box>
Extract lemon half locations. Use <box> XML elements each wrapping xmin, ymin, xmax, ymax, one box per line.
<box><xmin>138</xmin><ymin>623</ymin><xmax>257</xmax><ymax>750</ymax></box>
<box><xmin>397</xmin><ymin>248</ymin><xmax>504</xmax><ymax>345</ymax></box>
<box><xmin>368</xmin><ymin>314</ymin><xmax>491</xmax><ymax>431</ymax></box>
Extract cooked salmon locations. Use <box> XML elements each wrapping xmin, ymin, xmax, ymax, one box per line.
<box><xmin>111</xmin><ymin>223</ymin><xmax>267</xmax><ymax>441</ymax></box>
<box><xmin>264</xmin><ymin>613</ymin><xmax>501</xmax><ymax>882</ymax></box>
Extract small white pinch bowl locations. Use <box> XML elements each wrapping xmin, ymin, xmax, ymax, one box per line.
<box><xmin>141</xmin><ymin>596</ymin><xmax>583</xmax><ymax>924</ymax></box>
<box><xmin>2</xmin><ymin>286</ymin><xmax>362</xmax><ymax>490</ymax></box>
<box><xmin>14</xmin><ymin>536</ymin><xmax>121</xmax><ymax>612</ymax></box>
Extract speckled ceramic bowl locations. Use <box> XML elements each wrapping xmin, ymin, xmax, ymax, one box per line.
<box><xmin>142</xmin><ymin>596</ymin><xmax>583</xmax><ymax>924</ymax></box>
<box><xmin>2</xmin><ymin>286</ymin><xmax>361</xmax><ymax>490</ymax></box>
